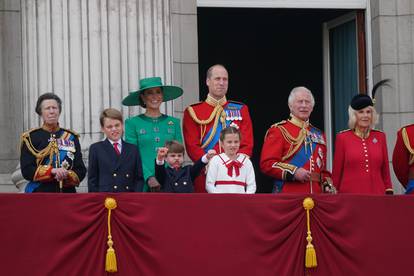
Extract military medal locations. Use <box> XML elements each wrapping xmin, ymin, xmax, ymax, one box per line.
<box><xmin>168</xmin><ymin>121</ymin><xmax>174</xmax><ymax>125</ymax></box>
<box><xmin>57</xmin><ymin>139</ymin><xmax>75</xmax><ymax>152</ymax></box>
<box><xmin>230</xmin><ymin>122</ymin><xmax>239</xmax><ymax>129</ymax></box>
<box><xmin>67</xmin><ymin>151</ymin><xmax>74</xmax><ymax>160</ymax></box>
<box><xmin>61</xmin><ymin>160</ymin><xmax>70</xmax><ymax>170</ymax></box>
<box><xmin>372</xmin><ymin>138</ymin><xmax>378</xmax><ymax>144</ymax></box>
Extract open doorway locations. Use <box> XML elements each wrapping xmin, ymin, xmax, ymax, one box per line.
<box><xmin>197</xmin><ymin>8</ymin><xmax>359</xmax><ymax>192</ymax></box>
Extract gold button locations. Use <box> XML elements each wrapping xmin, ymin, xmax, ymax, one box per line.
<box><xmin>126</xmin><ymin>186</ymin><xmax>129</xmax><ymax>190</ymax></box>
<box><xmin>175</xmin><ymin>182</ymin><xmax>178</xmax><ymax>186</ymax></box>
<box><xmin>366</xmin><ymin>170</ymin><xmax>369</xmax><ymax>172</ymax></box>
<box><xmin>126</xmin><ymin>174</ymin><xmax>130</xmax><ymax>178</ymax></box>
<box><xmin>113</xmin><ymin>173</ymin><xmax>117</xmax><ymax>177</ymax></box>
<box><xmin>114</xmin><ymin>185</ymin><xmax>118</xmax><ymax>189</ymax></box>
<box><xmin>183</xmin><ymin>182</ymin><xmax>187</xmax><ymax>185</ymax></box>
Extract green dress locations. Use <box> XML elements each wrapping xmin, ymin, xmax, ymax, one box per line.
<box><xmin>125</xmin><ymin>114</ymin><xmax>183</xmax><ymax>191</ymax></box>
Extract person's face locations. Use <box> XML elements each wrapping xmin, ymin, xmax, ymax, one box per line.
<box><xmin>221</xmin><ymin>133</ymin><xmax>240</xmax><ymax>157</ymax></box>
<box><xmin>355</xmin><ymin>106</ymin><xmax>372</xmax><ymax>130</ymax></box>
<box><xmin>166</xmin><ymin>152</ymin><xmax>184</xmax><ymax>169</ymax></box>
<box><xmin>206</xmin><ymin>66</ymin><xmax>229</xmax><ymax>100</ymax></box>
<box><xmin>102</xmin><ymin>118</ymin><xmax>124</xmax><ymax>142</ymax></box>
<box><xmin>289</xmin><ymin>90</ymin><xmax>314</xmax><ymax>121</ymax></box>
<box><xmin>41</xmin><ymin>99</ymin><xmax>60</xmax><ymax>126</ymax></box>
<box><xmin>142</xmin><ymin>87</ymin><xmax>163</xmax><ymax>110</ymax></box>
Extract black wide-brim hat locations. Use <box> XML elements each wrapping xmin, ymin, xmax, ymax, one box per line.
<box><xmin>122</xmin><ymin>77</ymin><xmax>183</xmax><ymax>106</ymax></box>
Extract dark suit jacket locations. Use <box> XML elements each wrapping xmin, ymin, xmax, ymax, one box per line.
<box><xmin>155</xmin><ymin>158</ymin><xmax>206</xmax><ymax>193</ymax></box>
<box><xmin>88</xmin><ymin>139</ymin><xmax>144</xmax><ymax>192</ymax></box>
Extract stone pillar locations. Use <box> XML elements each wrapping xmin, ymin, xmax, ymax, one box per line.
<box><xmin>371</xmin><ymin>0</ymin><xmax>414</xmax><ymax>193</ymax></box>
<box><xmin>170</xmin><ymin>0</ymin><xmax>200</xmax><ymax>117</ymax></box>
<box><xmin>10</xmin><ymin>0</ymin><xmax>179</xmax><ymax>192</ymax></box>
<box><xmin>0</xmin><ymin>1</ymin><xmax>22</xmax><ymax>192</ymax></box>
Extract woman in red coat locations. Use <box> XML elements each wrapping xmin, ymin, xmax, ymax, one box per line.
<box><xmin>332</xmin><ymin>92</ymin><xmax>394</xmax><ymax>194</ymax></box>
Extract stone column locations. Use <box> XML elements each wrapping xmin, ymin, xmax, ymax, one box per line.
<box><xmin>11</xmin><ymin>0</ymin><xmax>178</xmax><ymax>192</ymax></box>
<box><xmin>0</xmin><ymin>1</ymin><xmax>22</xmax><ymax>192</ymax></box>
<box><xmin>371</xmin><ymin>0</ymin><xmax>414</xmax><ymax>193</ymax></box>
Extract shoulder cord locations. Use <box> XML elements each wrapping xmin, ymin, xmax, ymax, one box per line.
<box><xmin>402</xmin><ymin>127</ymin><xmax>414</xmax><ymax>165</ymax></box>
<box><xmin>187</xmin><ymin>105</ymin><xmax>226</xmax><ymax>148</ymax></box>
<box><xmin>278</xmin><ymin>125</ymin><xmax>307</xmax><ymax>161</ymax></box>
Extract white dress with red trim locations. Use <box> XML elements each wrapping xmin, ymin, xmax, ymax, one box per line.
<box><xmin>206</xmin><ymin>153</ymin><xmax>256</xmax><ymax>194</ymax></box>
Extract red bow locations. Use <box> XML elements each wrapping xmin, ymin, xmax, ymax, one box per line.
<box><xmin>226</xmin><ymin>160</ymin><xmax>242</xmax><ymax>177</ymax></box>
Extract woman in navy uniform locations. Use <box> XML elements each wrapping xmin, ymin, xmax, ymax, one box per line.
<box><xmin>20</xmin><ymin>93</ymin><xmax>86</xmax><ymax>193</ymax></box>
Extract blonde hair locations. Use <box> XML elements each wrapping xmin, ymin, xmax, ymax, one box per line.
<box><xmin>348</xmin><ymin>105</ymin><xmax>379</xmax><ymax>129</ymax></box>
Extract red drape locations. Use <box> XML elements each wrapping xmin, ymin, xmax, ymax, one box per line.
<box><xmin>0</xmin><ymin>193</ymin><xmax>413</xmax><ymax>276</ymax></box>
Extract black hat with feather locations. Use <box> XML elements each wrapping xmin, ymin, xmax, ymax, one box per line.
<box><xmin>350</xmin><ymin>79</ymin><xmax>390</xmax><ymax>110</ymax></box>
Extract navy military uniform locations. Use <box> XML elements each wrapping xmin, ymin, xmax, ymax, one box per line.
<box><xmin>20</xmin><ymin>126</ymin><xmax>86</xmax><ymax>193</ymax></box>
<box><xmin>155</xmin><ymin>158</ymin><xmax>206</xmax><ymax>193</ymax></box>
<box><xmin>88</xmin><ymin>139</ymin><xmax>145</xmax><ymax>192</ymax></box>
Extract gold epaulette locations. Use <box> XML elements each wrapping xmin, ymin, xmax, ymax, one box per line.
<box><xmin>309</xmin><ymin>124</ymin><xmax>321</xmax><ymax>132</ymax></box>
<box><xmin>402</xmin><ymin>127</ymin><xmax>414</xmax><ymax>158</ymax></box>
<box><xmin>228</xmin><ymin>100</ymin><xmax>244</xmax><ymax>105</ymax></box>
<box><xmin>189</xmin><ymin>101</ymin><xmax>203</xmax><ymax>107</ymax></box>
<box><xmin>19</xmin><ymin>127</ymin><xmax>41</xmax><ymax>149</ymax></box>
<box><xmin>339</xmin><ymin>129</ymin><xmax>351</xmax><ymax>133</ymax></box>
<box><xmin>271</xmin><ymin>120</ymin><xmax>287</xmax><ymax>128</ymax></box>
<box><xmin>61</xmin><ymin>127</ymin><xmax>80</xmax><ymax>137</ymax></box>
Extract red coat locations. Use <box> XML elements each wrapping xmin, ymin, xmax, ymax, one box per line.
<box><xmin>260</xmin><ymin>118</ymin><xmax>331</xmax><ymax>194</ymax></box>
<box><xmin>183</xmin><ymin>99</ymin><xmax>254</xmax><ymax>192</ymax></box>
<box><xmin>392</xmin><ymin>124</ymin><xmax>414</xmax><ymax>188</ymax></box>
<box><xmin>332</xmin><ymin>129</ymin><xmax>393</xmax><ymax>194</ymax></box>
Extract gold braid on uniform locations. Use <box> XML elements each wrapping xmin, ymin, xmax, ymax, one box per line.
<box><xmin>20</xmin><ymin>130</ymin><xmax>59</xmax><ymax>167</ymax></box>
<box><xmin>402</xmin><ymin>127</ymin><xmax>414</xmax><ymax>165</ymax></box>
<box><xmin>277</xmin><ymin>125</ymin><xmax>307</xmax><ymax>161</ymax></box>
<box><xmin>187</xmin><ymin>95</ymin><xmax>227</xmax><ymax>149</ymax></box>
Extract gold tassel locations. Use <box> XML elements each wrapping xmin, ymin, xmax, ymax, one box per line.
<box><xmin>105</xmin><ymin>197</ymin><xmax>118</xmax><ymax>273</ymax></box>
<box><xmin>303</xmin><ymin>197</ymin><xmax>317</xmax><ymax>268</ymax></box>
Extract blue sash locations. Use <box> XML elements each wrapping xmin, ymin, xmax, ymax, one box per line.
<box><xmin>25</xmin><ymin>129</ymin><xmax>76</xmax><ymax>193</ymax></box>
<box><xmin>273</xmin><ymin>127</ymin><xmax>321</xmax><ymax>193</ymax></box>
<box><xmin>405</xmin><ymin>179</ymin><xmax>414</xmax><ymax>194</ymax></box>
<box><xmin>202</xmin><ymin>102</ymin><xmax>243</xmax><ymax>152</ymax></box>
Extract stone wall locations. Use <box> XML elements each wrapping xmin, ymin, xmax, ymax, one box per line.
<box><xmin>371</xmin><ymin>0</ymin><xmax>414</xmax><ymax>193</ymax></box>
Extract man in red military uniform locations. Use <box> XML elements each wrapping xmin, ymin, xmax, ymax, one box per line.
<box><xmin>183</xmin><ymin>64</ymin><xmax>254</xmax><ymax>192</ymax></box>
<box><xmin>260</xmin><ymin>86</ymin><xmax>334</xmax><ymax>194</ymax></box>
<box><xmin>392</xmin><ymin>124</ymin><xmax>414</xmax><ymax>194</ymax></box>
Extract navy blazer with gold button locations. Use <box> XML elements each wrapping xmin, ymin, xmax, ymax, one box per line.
<box><xmin>88</xmin><ymin>139</ymin><xmax>144</xmax><ymax>192</ymax></box>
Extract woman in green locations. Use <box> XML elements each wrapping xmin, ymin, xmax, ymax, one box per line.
<box><xmin>122</xmin><ymin>77</ymin><xmax>183</xmax><ymax>192</ymax></box>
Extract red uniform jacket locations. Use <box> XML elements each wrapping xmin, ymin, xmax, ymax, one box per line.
<box><xmin>183</xmin><ymin>97</ymin><xmax>254</xmax><ymax>192</ymax></box>
<box><xmin>260</xmin><ymin>117</ymin><xmax>331</xmax><ymax>193</ymax></box>
<box><xmin>333</xmin><ymin>129</ymin><xmax>393</xmax><ymax>194</ymax></box>
<box><xmin>392</xmin><ymin>124</ymin><xmax>414</xmax><ymax>188</ymax></box>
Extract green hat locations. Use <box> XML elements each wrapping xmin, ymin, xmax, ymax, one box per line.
<box><xmin>122</xmin><ymin>77</ymin><xmax>183</xmax><ymax>106</ymax></box>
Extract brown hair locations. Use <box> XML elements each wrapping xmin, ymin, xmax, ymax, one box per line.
<box><xmin>165</xmin><ymin>140</ymin><xmax>185</xmax><ymax>154</ymax></box>
<box><xmin>219</xmin><ymin>126</ymin><xmax>241</xmax><ymax>142</ymax></box>
<box><xmin>35</xmin><ymin>93</ymin><xmax>62</xmax><ymax>115</ymax></box>
<box><xmin>99</xmin><ymin>108</ymin><xmax>123</xmax><ymax>127</ymax></box>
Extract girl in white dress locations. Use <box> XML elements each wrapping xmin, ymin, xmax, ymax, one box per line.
<box><xmin>206</xmin><ymin>126</ymin><xmax>256</xmax><ymax>194</ymax></box>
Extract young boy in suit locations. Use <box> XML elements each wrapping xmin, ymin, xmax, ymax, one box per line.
<box><xmin>88</xmin><ymin>108</ymin><xmax>145</xmax><ymax>192</ymax></box>
<box><xmin>155</xmin><ymin>140</ymin><xmax>215</xmax><ymax>193</ymax></box>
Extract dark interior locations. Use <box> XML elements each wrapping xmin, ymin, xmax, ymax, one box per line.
<box><xmin>198</xmin><ymin>8</ymin><xmax>351</xmax><ymax>192</ymax></box>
